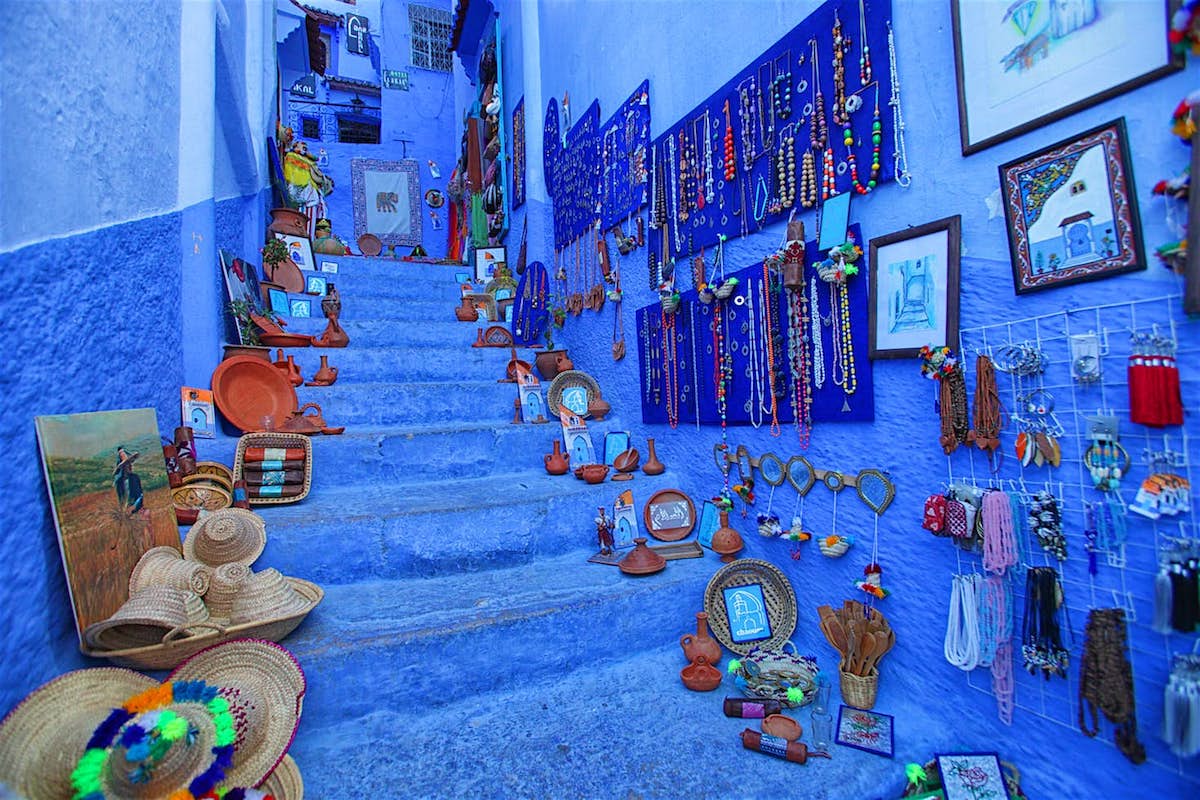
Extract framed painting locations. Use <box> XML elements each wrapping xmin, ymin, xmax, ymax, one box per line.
<box><xmin>35</xmin><ymin>409</ymin><xmax>182</xmax><ymax>642</ymax></box>
<box><xmin>835</xmin><ymin>705</ymin><xmax>894</xmax><ymax>758</ymax></box>
<box><xmin>219</xmin><ymin>250</ymin><xmax>263</xmax><ymax>344</ymax></box>
<box><xmin>268</xmin><ymin>288</ymin><xmax>289</xmax><ymax>316</ymax></box>
<box><xmin>306</xmin><ymin>275</ymin><xmax>328</xmax><ymax>296</ymax></box>
<box><xmin>289</xmin><ymin>298</ymin><xmax>312</xmax><ymax>318</ymax></box>
<box><xmin>320</xmin><ymin>260</ymin><xmax>339</xmax><ymax>274</ymax></box>
<box><xmin>868</xmin><ymin>216</ymin><xmax>961</xmax><ymax>359</ymax></box>
<box><xmin>272</xmin><ymin>233</ymin><xmax>317</xmax><ymax>272</ymax></box>
<box><xmin>696</xmin><ymin>500</ymin><xmax>719</xmax><ymax>549</ymax></box>
<box><xmin>935</xmin><ymin>752</ymin><xmax>1005</xmax><ymax>800</ymax></box>
<box><xmin>475</xmin><ymin>246</ymin><xmax>506</xmax><ymax>282</ymax></box>
<box><xmin>603</xmin><ymin>431</ymin><xmax>630</xmax><ymax>465</ymax></box>
<box><xmin>951</xmin><ymin>0</ymin><xmax>1180</xmax><ymax>155</ymax></box>
<box><xmin>722</xmin><ymin>583</ymin><xmax>772</xmax><ymax>645</ymax></box>
<box><xmin>180</xmin><ymin>387</ymin><xmax>216</xmax><ymax>439</ymax></box>
<box><xmin>1000</xmin><ymin>118</ymin><xmax>1144</xmax><ymax>294</ymax></box>
<box><xmin>351</xmin><ymin>158</ymin><xmax>423</xmax><ymax>248</ymax></box>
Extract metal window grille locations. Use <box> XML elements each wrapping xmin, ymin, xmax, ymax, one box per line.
<box><xmin>337</xmin><ymin>116</ymin><xmax>380</xmax><ymax>144</ymax></box>
<box><xmin>301</xmin><ymin>117</ymin><xmax>320</xmax><ymax>139</ymax></box>
<box><xmin>408</xmin><ymin>4</ymin><xmax>453</xmax><ymax>72</ymax></box>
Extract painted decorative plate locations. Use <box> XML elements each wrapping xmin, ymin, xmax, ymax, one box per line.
<box><xmin>425</xmin><ymin>189</ymin><xmax>445</xmax><ymax>208</ymax></box>
<box><xmin>642</xmin><ymin>488</ymin><xmax>696</xmax><ymax>542</ymax></box>
<box><xmin>357</xmin><ymin>233</ymin><xmax>382</xmax><ymax>256</ymax></box>
<box><xmin>704</xmin><ymin>559</ymin><xmax>798</xmax><ymax>655</ymax></box>
<box><xmin>546</xmin><ymin>370</ymin><xmax>601</xmax><ymax>419</ymax></box>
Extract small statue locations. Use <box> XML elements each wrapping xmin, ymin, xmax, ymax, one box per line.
<box><xmin>314</xmin><ymin>282</ymin><xmax>350</xmax><ymax>347</ymax></box>
<box><xmin>595</xmin><ymin>506</ymin><xmax>615</xmax><ymax>555</ymax></box>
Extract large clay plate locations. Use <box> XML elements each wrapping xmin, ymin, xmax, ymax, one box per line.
<box><xmin>211</xmin><ymin>356</ymin><xmax>298</xmax><ymax>433</ymax></box>
<box><xmin>357</xmin><ymin>233</ymin><xmax>382</xmax><ymax>256</ymax></box>
<box><xmin>642</xmin><ymin>488</ymin><xmax>696</xmax><ymax>542</ymax></box>
<box><xmin>703</xmin><ymin>559</ymin><xmax>798</xmax><ymax>655</ymax></box>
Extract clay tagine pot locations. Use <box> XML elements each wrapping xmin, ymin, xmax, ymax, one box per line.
<box><xmin>544</xmin><ymin>440</ymin><xmax>569</xmax><ymax>475</ymax></box>
<box><xmin>619</xmin><ymin>537</ymin><xmax>666</xmax><ymax>576</ymax></box>
<box><xmin>762</xmin><ymin>714</ymin><xmax>803</xmax><ymax>742</ymax></box>
<box><xmin>580</xmin><ymin>464</ymin><xmax>610</xmax><ymax>484</ymax></box>
<box><xmin>680</xmin><ymin>655</ymin><xmax>722</xmax><ymax>692</ymax></box>
<box><xmin>612</xmin><ymin>448</ymin><xmax>640</xmax><ymax>481</ymax></box>
<box><xmin>587</xmin><ymin>395</ymin><xmax>611</xmax><ymax>422</ymax></box>
<box><xmin>680</xmin><ymin>611</ymin><xmax>722</xmax><ymax>667</ymax></box>
<box><xmin>711</xmin><ymin>510</ymin><xmax>744</xmax><ymax>563</ymax></box>
<box><xmin>642</xmin><ymin>437</ymin><xmax>665</xmax><ymax>475</ymax></box>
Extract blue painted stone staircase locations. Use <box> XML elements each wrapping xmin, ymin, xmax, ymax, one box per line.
<box><xmin>198</xmin><ymin>258</ymin><xmax>902</xmax><ymax>798</ymax></box>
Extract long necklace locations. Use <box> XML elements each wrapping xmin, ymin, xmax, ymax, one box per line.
<box><xmin>761</xmin><ymin>260</ymin><xmax>781</xmax><ymax>436</ymax></box>
<box><xmin>831</xmin><ymin>12</ymin><xmax>850</xmax><ymax>127</ymax></box>
<box><xmin>810</xmin><ymin>276</ymin><xmax>826</xmax><ymax>389</ymax></box>
<box><xmin>723</xmin><ymin>99</ymin><xmax>736</xmax><ymax>182</ymax></box>
<box><xmin>713</xmin><ymin>302</ymin><xmax>733</xmax><ymax>476</ymax></box>
<box><xmin>746</xmin><ymin>279</ymin><xmax>763</xmax><ymax>428</ymax></box>
<box><xmin>799</xmin><ymin>151</ymin><xmax>817</xmax><ymax>208</ymax></box>
<box><xmin>690</xmin><ymin>300</ymin><xmax>701</xmax><ymax>429</ymax></box>
<box><xmin>784</xmin><ymin>236</ymin><xmax>812</xmax><ymax>448</ymax></box>
<box><xmin>703</xmin><ymin>109</ymin><xmax>715</xmax><ymax>204</ymax></box>
<box><xmin>830</xmin><ymin>277</ymin><xmax>857</xmax><ymax>404</ymax></box>
<box><xmin>811</xmin><ymin>38</ymin><xmax>836</xmax><ymax>200</ymax></box>
<box><xmin>777</xmin><ymin>123</ymin><xmax>796</xmax><ymax>209</ymax></box>
<box><xmin>757</xmin><ymin>63</ymin><xmax>775</xmax><ymax>154</ymax></box>
<box><xmin>772</xmin><ymin>51</ymin><xmax>793</xmax><ymax>121</ymax></box>
<box><xmin>693</xmin><ymin>117</ymin><xmax>706</xmax><ymax>211</ymax></box>
<box><xmin>738</xmin><ymin>78</ymin><xmax>758</xmax><ymax>173</ymax></box>
<box><xmin>858</xmin><ymin>0</ymin><xmax>872</xmax><ymax>85</ymax></box>
<box><xmin>667</xmin><ymin>134</ymin><xmax>684</xmax><ymax>256</ymax></box>
<box><xmin>887</xmin><ymin>21</ymin><xmax>912</xmax><ymax>188</ymax></box>
<box><xmin>677</xmin><ymin>129</ymin><xmax>691</xmax><ymax>226</ymax></box>
<box><xmin>845</xmin><ymin>85</ymin><xmax>882</xmax><ymax>195</ymax></box>
<box><xmin>662</xmin><ymin>305</ymin><xmax>679</xmax><ymax>428</ymax></box>
<box><xmin>650</xmin><ymin>312</ymin><xmax>662</xmax><ymax>406</ymax></box>
<box><xmin>641</xmin><ymin>313</ymin><xmax>654</xmax><ymax>404</ymax></box>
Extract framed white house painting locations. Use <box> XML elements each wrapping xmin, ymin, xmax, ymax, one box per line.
<box><xmin>868</xmin><ymin>216</ymin><xmax>961</xmax><ymax>359</ymax></box>
<box><xmin>951</xmin><ymin>0</ymin><xmax>1180</xmax><ymax>155</ymax></box>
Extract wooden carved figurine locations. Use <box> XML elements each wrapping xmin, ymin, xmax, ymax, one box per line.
<box><xmin>595</xmin><ymin>506</ymin><xmax>615</xmax><ymax>555</ymax></box>
<box><xmin>314</xmin><ymin>282</ymin><xmax>350</xmax><ymax>347</ymax></box>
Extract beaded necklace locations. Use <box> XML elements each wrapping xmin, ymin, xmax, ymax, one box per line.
<box><xmin>809</xmin><ymin>276</ymin><xmax>826</xmax><ymax>388</ymax></box>
<box><xmin>667</xmin><ymin>134</ymin><xmax>684</xmax><ymax>256</ymax></box>
<box><xmin>746</xmin><ymin>281</ymin><xmax>763</xmax><ymax>428</ymax></box>
<box><xmin>754</xmin><ymin>175</ymin><xmax>769</xmax><ymax>226</ymax></box>
<box><xmin>776</xmin><ymin>123</ymin><xmax>796</xmax><ymax>209</ymax></box>
<box><xmin>831</xmin><ymin>12</ymin><xmax>850</xmax><ymax>127</ymax></box>
<box><xmin>757</xmin><ymin>63</ymin><xmax>775</xmax><ymax>154</ymax></box>
<box><xmin>692</xmin><ymin>117</ymin><xmax>706</xmax><ymax>211</ymax></box>
<box><xmin>760</xmin><ymin>260</ymin><xmax>781</xmax><ymax>436</ymax></box>
<box><xmin>772</xmin><ymin>51</ymin><xmax>793</xmax><ymax>121</ymax></box>
<box><xmin>713</xmin><ymin>302</ymin><xmax>733</xmax><ymax>486</ymax></box>
<box><xmin>887</xmin><ymin>21</ymin><xmax>912</xmax><ymax>188</ymax></box>
<box><xmin>690</xmin><ymin>300</ymin><xmax>701</xmax><ymax>428</ymax></box>
<box><xmin>785</xmin><ymin>243</ymin><xmax>812</xmax><ymax>448</ymax></box>
<box><xmin>662</xmin><ymin>304</ymin><xmax>680</xmax><ymax>428</ymax></box>
<box><xmin>703</xmin><ymin>110</ymin><xmax>715</xmax><ymax>205</ymax></box>
<box><xmin>858</xmin><ymin>0</ymin><xmax>872</xmax><ymax>85</ymax></box>
<box><xmin>738</xmin><ymin>78</ymin><xmax>758</xmax><ymax>172</ymax></box>
<box><xmin>809</xmin><ymin>38</ymin><xmax>827</xmax><ymax>151</ymax></box>
<box><xmin>641</xmin><ymin>313</ymin><xmax>654</xmax><ymax>404</ymax></box>
<box><xmin>722</xmin><ymin>99</ymin><xmax>736</xmax><ymax>182</ymax></box>
<box><xmin>678</xmin><ymin>128</ymin><xmax>693</xmax><ymax>225</ymax></box>
<box><xmin>799</xmin><ymin>151</ymin><xmax>817</xmax><ymax>208</ymax></box>
<box><xmin>844</xmin><ymin>84</ymin><xmax>882</xmax><ymax>195</ymax></box>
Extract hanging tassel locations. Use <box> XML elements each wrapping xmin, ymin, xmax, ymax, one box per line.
<box><xmin>1153</xmin><ymin>568</ymin><xmax>1174</xmax><ymax>634</ymax></box>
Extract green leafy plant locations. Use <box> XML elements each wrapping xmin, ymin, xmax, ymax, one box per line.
<box><xmin>262</xmin><ymin>237</ymin><xmax>289</xmax><ymax>266</ymax></box>
<box><xmin>228</xmin><ymin>299</ymin><xmax>281</xmax><ymax>347</ymax></box>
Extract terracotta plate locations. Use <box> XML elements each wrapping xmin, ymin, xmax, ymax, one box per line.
<box><xmin>211</xmin><ymin>356</ymin><xmax>298</xmax><ymax>433</ymax></box>
<box><xmin>643</xmin><ymin>489</ymin><xmax>696</xmax><ymax>542</ymax></box>
<box><xmin>258</xmin><ymin>333</ymin><xmax>313</xmax><ymax>348</ymax></box>
<box><xmin>358</xmin><ymin>233</ymin><xmax>382</xmax><ymax>256</ymax></box>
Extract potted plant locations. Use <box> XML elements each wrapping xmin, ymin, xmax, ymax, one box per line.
<box><xmin>262</xmin><ymin>237</ymin><xmax>304</xmax><ymax>292</ymax></box>
<box><xmin>534</xmin><ymin>308</ymin><xmax>572</xmax><ymax>380</ymax></box>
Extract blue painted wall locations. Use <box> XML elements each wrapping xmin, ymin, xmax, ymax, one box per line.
<box><xmin>512</xmin><ymin>0</ymin><xmax>1199</xmax><ymax>795</ymax></box>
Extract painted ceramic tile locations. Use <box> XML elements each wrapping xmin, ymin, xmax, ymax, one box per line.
<box><xmin>936</xmin><ymin>752</ymin><xmax>1006</xmax><ymax>800</ymax></box>
<box><xmin>835</xmin><ymin>705</ymin><xmax>894</xmax><ymax>757</ymax></box>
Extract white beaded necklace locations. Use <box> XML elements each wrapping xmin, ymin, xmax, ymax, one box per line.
<box><xmin>704</xmin><ymin>109</ymin><xmax>715</xmax><ymax>205</ymax></box>
<box><xmin>810</xmin><ymin>276</ymin><xmax>826</xmax><ymax>389</ymax></box>
<box><xmin>887</xmin><ymin>21</ymin><xmax>912</xmax><ymax>189</ymax></box>
<box><xmin>746</xmin><ymin>279</ymin><xmax>763</xmax><ymax>428</ymax></box>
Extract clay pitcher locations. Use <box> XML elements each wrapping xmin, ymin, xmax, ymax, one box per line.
<box><xmin>284</xmin><ymin>355</ymin><xmax>303</xmax><ymax>386</ymax></box>
<box><xmin>642</xmin><ymin>437</ymin><xmax>665</xmax><ymax>475</ymax></box>
<box><xmin>455</xmin><ymin>296</ymin><xmax>477</xmax><ymax>322</ymax></box>
<box><xmin>544</xmin><ymin>440</ymin><xmax>569</xmax><ymax>475</ymax></box>
<box><xmin>312</xmin><ymin>355</ymin><xmax>338</xmax><ymax>385</ymax></box>
<box><xmin>273</xmin><ymin>348</ymin><xmax>288</xmax><ymax>371</ymax></box>
<box><xmin>680</xmin><ymin>611</ymin><xmax>722</xmax><ymax>666</ymax></box>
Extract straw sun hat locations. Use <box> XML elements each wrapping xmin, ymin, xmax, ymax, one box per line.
<box><xmin>0</xmin><ymin>640</ymin><xmax>305</xmax><ymax>799</ymax></box>
<box><xmin>184</xmin><ymin>508</ymin><xmax>267</xmax><ymax>568</ymax></box>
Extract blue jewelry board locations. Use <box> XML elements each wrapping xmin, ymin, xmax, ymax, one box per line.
<box><xmin>637</xmin><ymin>224</ymin><xmax>874</xmax><ymax>426</ymax></box>
<box><xmin>647</xmin><ymin>0</ymin><xmax>894</xmax><ymax>263</ymax></box>
<box><xmin>548</xmin><ymin>100</ymin><xmax>601</xmax><ymax>249</ymax></box>
<box><xmin>511</xmin><ymin>260</ymin><xmax>549</xmax><ymax>346</ymax></box>
<box><xmin>598</xmin><ymin>80</ymin><xmax>651</xmax><ymax>231</ymax></box>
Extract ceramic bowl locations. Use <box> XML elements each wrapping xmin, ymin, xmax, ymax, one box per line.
<box><xmin>580</xmin><ymin>464</ymin><xmax>610</xmax><ymax>484</ymax></box>
<box><xmin>762</xmin><ymin>714</ymin><xmax>802</xmax><ymax>741</ymax></box>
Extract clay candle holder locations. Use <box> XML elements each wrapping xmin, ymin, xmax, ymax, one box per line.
<box><xmin>680</xmin><ymin>655</ymin><xmax>722</xmax><ymax>692</ymax></box>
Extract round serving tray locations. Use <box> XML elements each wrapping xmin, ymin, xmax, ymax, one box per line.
<box><xmin>357</xmin><ymin>233</ymin><xmax>382</xmax><ymax>256</ymax></box>
<box><xmin>211</xmin><ymin>356</ymin><xmax>298</xmax><ymax>434</ymax></box>
<box><xmin>643</xmin><ymin>488</ymin><xmax>696</xmax><ymax>542</ymax></box>
<box><xmin>703</xmin><ymin>559</ymin><xmax>798</xmax><ymax>655</ymax></box>
<box><xmin>546</xmin><ymin>370</ymin><xmax>601</xmax><ymax>419</ymax></box>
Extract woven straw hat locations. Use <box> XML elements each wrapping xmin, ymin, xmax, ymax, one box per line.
<box><xmin>0</xmin><ymin>668</ymin><xmax>155</xmax><ymax>799</ymax></box>
<box><xmin>168</xmin><ymin>639</ymin><xmax>306</xmax><ymax>787</ymax></box>
<box><xmin>261</xmin><ymin>754</ymin><xmax>304</xmax><ymax>799</ymax></box>
<box><xmin>184</xmin><ymin>508</ymin><xmax>267</xmax><ymax>567</ymax></box>
<box><xmin>231</xmin><ymin>569</ymin><xmax>314</xmax><ymax>626</ymax></box>
<box><xmin>128</xmin><ymin>545</ymin><xmax>212</xmax><ymax>596</ymax></box>
<box><xmin>83</xmin><ymin>585</ymin><xmax>196</xmax><ymax>651</ymax></box>
<box><xmin>207</xmin><ymin>562</ymin><xmax>253</xmax><ymax>620</ymax></box>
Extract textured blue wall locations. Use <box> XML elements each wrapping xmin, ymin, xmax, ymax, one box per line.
<box><xmin>521</xmin><ymin>0</ymin><xmax>1198</xmax><ymax>796</ymax></box>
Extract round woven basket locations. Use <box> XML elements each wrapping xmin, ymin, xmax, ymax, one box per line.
<box><xmin>206</xmin><ymin>562</ymin><xmax>252</xmax><ymax>620</ymax></box>
<box><xmin>184</xmin><ymin>507</ymin><xmax>267</xmax><ymax>567</ymax></box>
<box><xmin>231</xmin><ymin>568</ymin><xmax>314</xmax><ymax>626</ymax></box>
<box><xmin>818</xmin><ymin>536</ymin><xmax>852</xmax><ymax>558</ymax></box>
<box><xmin>171</xmin><ymin>482</ymin><xmax>233</xmax><ymax>511</ymax></box>
<box><xmin>734</xmin><ymin>642</ymin><xmax>820</xmax><ymax>708</ymax></box>
<box><xmin>128</xmin><ymin>545</ymin><xmax>212</xmax><ymax>596</ymax></box>
<box><xmin>194</xmin><ymin>460</ymin><xmax>235</xmax><ymax>484</ymax></box>
<box><xmin>839</xmin><ymin>667</ymin><xmax>878</xmax><ymax>710</ymax></box>
<box><xmin>703</xmin><ymin>559</ymin><xmax>798</xmax><ymax>655</ymax></box>
<box><xmin>260</xmin><ymin>754</ymin><xmax>304</xmax><ymax>800</ymax></box>
<box><xmin>83</xmin><ymin>586</ymin><xmax>194</xmax><ymax>651</ymax></box>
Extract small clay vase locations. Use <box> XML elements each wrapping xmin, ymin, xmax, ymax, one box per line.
<box><xmin>711</xmin><ymin>510</ymin><xmax>744</xmax><ymax>563</ymax></box>
<box><xmin>284</xmin><ymin>355</ymin><xmax>303</xmax><ymax>386</ymax></box>
<box><xmin>680</xmin><ymin>655</ymin><xmax>722</xmax><ymax>692</ymax></box>
<box><xmin>680</xmin><ymin>611</ymin><xmax>722</xmax><ymax>667</ymax></box>
<box><xmin>619</xmin><ymin>537</ymin><xmax>666</xmax><ymax>576</ymax></box>
<box><xmin>455</xmin><ymin>296</ymin><xmax>477</xmax><ymax>322</ymax></box>
<box><xmin>642</xmin><ymin>437</ymin><xmax>665</xmax><ymax>475</ymax></box>
<box><xmin>272</xmin><ymin>348</ymin><xmax>288</xmax><ymax>370</ymax></box>
<box><xmin>580</xmin><ymin>464</ymin><xmax>610</xmax><ymax>484</ymax></box>
<box><xmin>544</xmin><ymin>440</ymin><xmax>569</xmax><ymax>475</ymax></box>
<box><xmin>587</xmin><ymin>395</ymin><xmax>611</xmax><ymax>421</ymax></box>
<box><xmin>307</xmin><ymin>355</ymin><xmax>338</xmax><ymax>386</ymax></box>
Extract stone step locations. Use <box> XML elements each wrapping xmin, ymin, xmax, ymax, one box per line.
<box><xmin>279</xmin><ymin>550</ymin><xmax>715</xmax><ymax>726</ymax></box>
<box><xmin>277</xmin><ymin>344</ymin><xmax>512</xmax><ymax>385</ymax></box>
<box><xmin>282</xmin><ymin>316</ymin><xmax>494</xmax><ymax>349</ymax></box>
<box><xmin>239</xmin><ymin>468</ymin><xmax>685</xmax><ymax>583</ymax></box>
<box><xmin>296</xmin><ymin>379</ymin><xmax>515</xmax><ymax>426</ymax></box>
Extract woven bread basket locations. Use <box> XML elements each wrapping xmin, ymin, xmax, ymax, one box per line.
<box><xmin>733</xmin><ymin>641</ymin><xmax>820</xmax><ymax>708</ymax></box>
<box><xmin>703</xmin><ymin>559</ymin><xmax>798</xmax><ymax>656</ymax></box>
<box><xmin>233</xmin><ymin>432</ymin><xmax>313</xmax><ymax>505</ymax></box>
<box><xmin>81</xmin><ymin>578</ymin><xmax>323</xmax><ymax>670</ymax></box>
<box><xmin>128</xmin><ymin>545</ymin><xmax>212</xmax><ymax>596</ymax></box>
<box><xmin>83</xmin><ymin>586</ymin><xmax>195</xmax><ymax>652</ymax></box>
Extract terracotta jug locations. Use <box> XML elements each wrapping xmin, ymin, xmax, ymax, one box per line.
<box><xmin>680</xmin><ymin>611</ymin><xmax>722</xmax><ymax>666</ymax></box>
<box><xmin>642</xmin><ymin>437</ymin><xmax>665</xmax><ymax>475</ymax></box>
<box><xmin>283</xmin><ymin>355</ymin><xmax>303</xmax><ymax>386</ymax></box>
<box><xmin>309</xmin><ymin>355</ymin><xmax>338</xmax><ymax>386</ymax></box>
<box><xmin>555</xmin><ymin>351</ymin><xmax>574</xmax><ymax>372</ymax></box>
<box><xmin>712</xmin><ymin>510</ymin><xmax>744</xmax><ymax>562</ymax></box>
<box><xmin>455</xmin><ymin>296</ymin><xmax>477</xmax><ymax>322</ymax></box>
<box><xmin>535</xmin><ymin>349</ymin><xmax>567</xmax><ymax>380</ymax></box>
<box><xmin>544</xmin><ymin>440</ymin><xmax>569</xmax><ymax>475</ymax></box>
<box><xmin>273</xmin><ymin>348</ymin><xmax>288</xmax><ymax>370</ymax></box>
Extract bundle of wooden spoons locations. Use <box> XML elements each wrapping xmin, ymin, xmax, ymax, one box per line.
<box><xmin>817</xmin><ymin>600</ymin><xmax>896</xmax><ymax>677</ymax></box>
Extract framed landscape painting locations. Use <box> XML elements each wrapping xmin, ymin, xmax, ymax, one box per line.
<box><xmin>868</xmin><ymin>216</ymin><xmax>961</xmax><ymax>359</ymax></box>
<box><xmin>1000</xmin><ymin>118</ymin><xmax>1144</xmax><ymax>294</ymax></box>
<box><xmin>35</xmin><ymin>409</ymin><xmax>181</xmax><ymax>642</ymax></box>
<box><xmin>951</xmin><ymin>0</ymin><xmax>1179</xmax><ymax>154</ymax></box>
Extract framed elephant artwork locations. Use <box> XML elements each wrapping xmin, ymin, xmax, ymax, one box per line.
<box><xmin>351</xmin><ymin>158</ymin><xmax>423</xmax><ymax>248</ymax></box>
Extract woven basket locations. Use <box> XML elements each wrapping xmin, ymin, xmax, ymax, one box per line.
<box><xmin>194</xmin><ymin>460</ymin><xmax>235</xmax><ymax>483</ymax></box>
<box><xmin>81</xmin><ymin>578</ymin><xmax>323</xmax><ymax>670</ymax></box>
<box><xmin>261</xmin><ymin>754</ymin><xmax>304</xmax><ymax>800</ymax></box>
<box><xmin>83</xmin><ymin>586</ymin><xmax>194</xmax><ymax>651</ymax></box>
<box><xmin>818</xmin><ymin>535</ymin><xmax>852</xmax><ymax>558</ymax></box>
<box><xmin>703</xmin><ymin>559</ymin><xmax>798</xmax><ymax>655</ymax></box>
<box><xmin>128</xmin><ymin>546</ymin><xmax>212</xmax><ymax>596</ymax></box>
<box><xmin>839</xmin><ymin>666</ymin><xmax>878</xmax><ymax>710</ymax></box>
<box><xmin>181</xmin><ymin>471</ymin><xmax>234</xmax><ymax>494</ymax></box>
<box><xmin>231</xmin><ymin>568</ymin><xmax>315</xmax><ymax>626</ymax></box>
<box><xmin>206</xmin><ymin>562</ymin><xmax>252</xmax><ymax>620</ymax></box>
<box><xmin>171</xmin><ymin>482</ymin><xmax>232</xmax><ymax>511</ymax></box>
<box><xmin>233</xmin><ymin>432</ymin><xmax>313</xmax><ymax>505</ymax></box>
<box><xmin>734</xmin><ymin>641</ymin><xmax>820</xmax><ymax>708</ymax></box>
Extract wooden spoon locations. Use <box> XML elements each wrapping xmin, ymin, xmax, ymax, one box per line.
<box><xmin>855</xmin><ymin>632</ymin><xmax>876</xmax><ymax>676</ymax></box>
